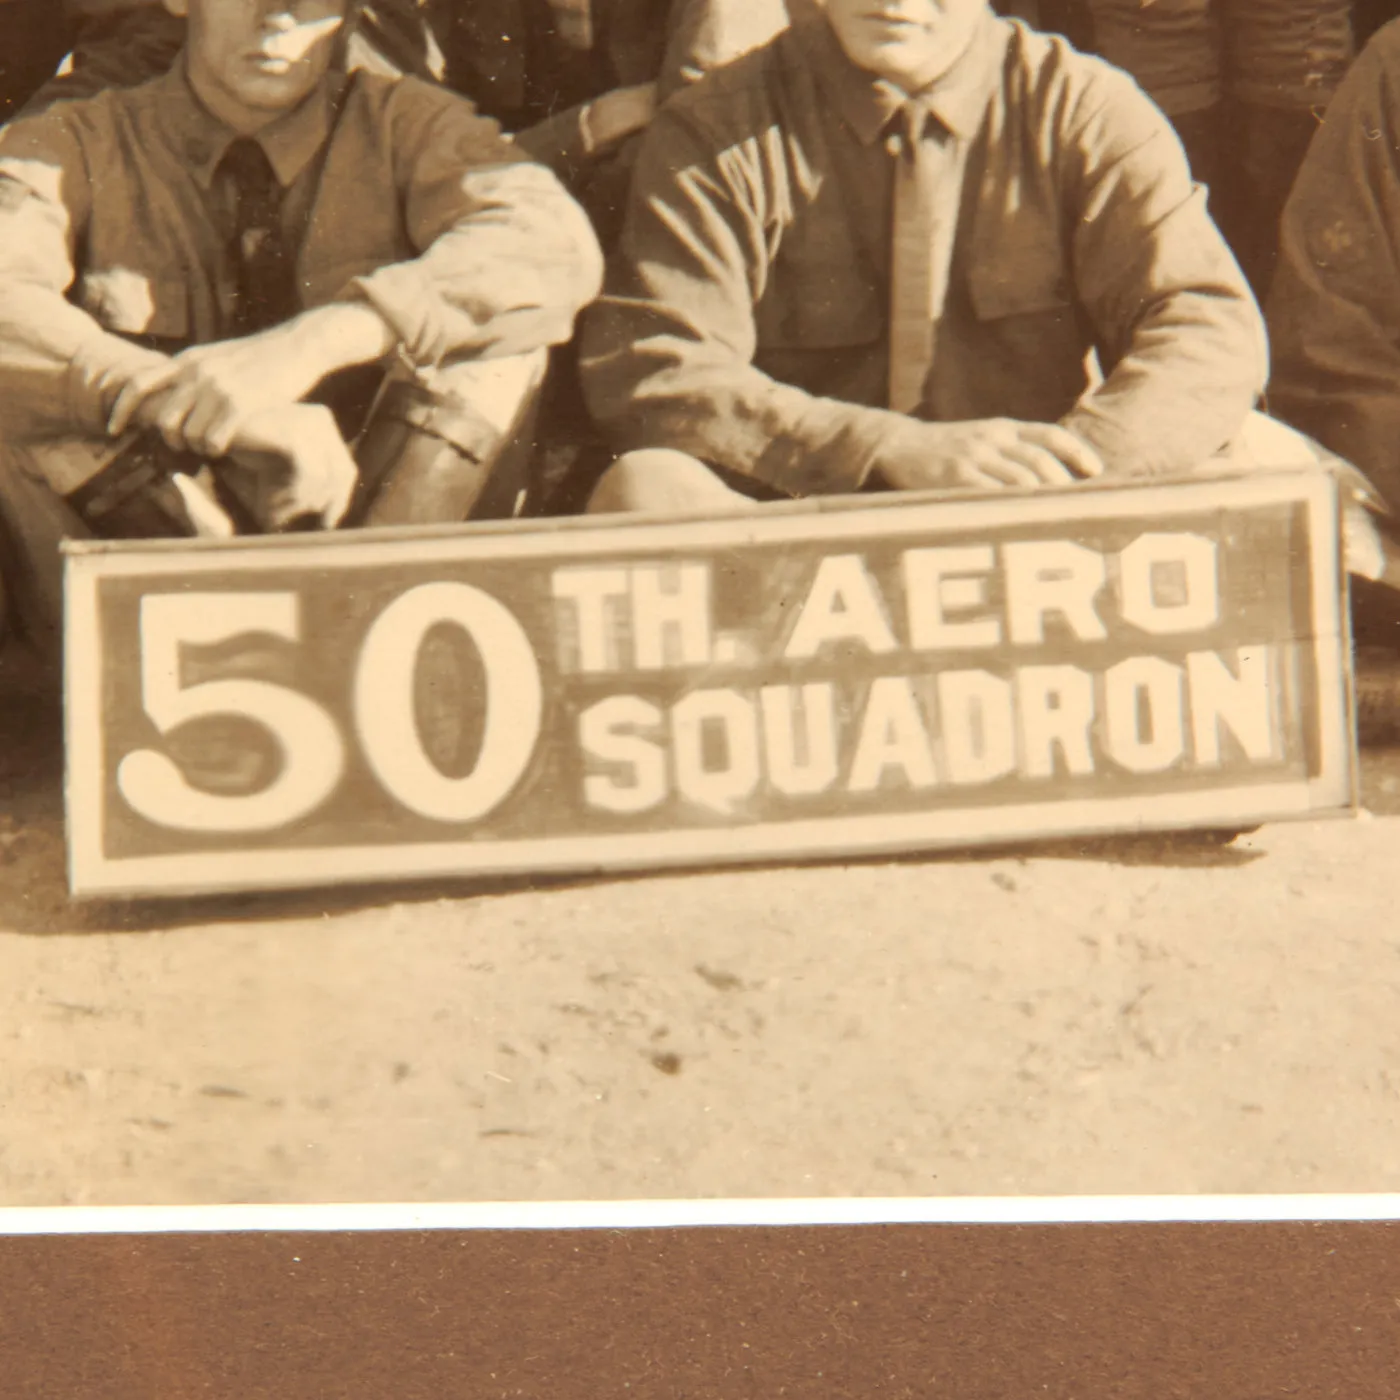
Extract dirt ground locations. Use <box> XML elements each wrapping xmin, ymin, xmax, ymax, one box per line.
<box><xmin>2</xmin><ymin>640</ymin><xmax>1399</xmax><ymax>1208</ymax></box>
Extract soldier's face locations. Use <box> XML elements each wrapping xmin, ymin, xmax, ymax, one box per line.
<box><xmin>822</xmin><ymin>0</ymin><xmax>988</xmax><ymax>91</ymax></box>
<box><xmin>166</xmin><ymin>0</ymin><xmax>350</xmax><ymax>121</ymax></box>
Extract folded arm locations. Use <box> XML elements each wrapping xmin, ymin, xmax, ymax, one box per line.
<box><xmin>579</xmin><ymin>106</ymin><xmax>916</xmax><ymax>496</ymax></box>
<box><xmin>0</xmin><ymin>115</ymin><xmax>172</xmax><ymax>444</ymax></box>
<box><xmin>130</xmin><ymin>84</ymin><xmax>609</xmax><ymax>456</ymax></box>
<box><xmin>1265</xmin><ymin>34</ymin><xmax>1400</xmax><ymax>505</ymax></box>
<box><xmin>1058</xmin><ymin>64</ymin><xmax>1269</xmax><ymax>477</ymax></box>
<box><xmin>0</xmin><ymin>113</ymin><xmax>356</xmax><ymax>522</ymax></box>
<box><xmin>348</xmin><ymin>80</ymin><xmax>604</xmax><ymax>367</ymax></box>
<box><xmin>579</xmin><ymin>104</ymin><xmax>1095</xmax><ymax>497</ymax></box>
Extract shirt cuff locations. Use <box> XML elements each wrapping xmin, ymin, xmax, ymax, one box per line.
<box><xmin>67</xmin><ymin>333</ymin><xmax>170</xmax><ymax>437</ymax></box>
<box><xmin>345</xmin><ymin>262</ymin><xmax>464</xmax><ymax>369</ymax></box>
<box><xmin>751</xmin><ymin>392</ymin><xmax>896</xmax><ymax>496</ymax></box>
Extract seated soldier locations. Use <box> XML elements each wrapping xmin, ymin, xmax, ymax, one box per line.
<box><xmin>1076</xmin><ymin>0</ymin><xmax>1355</xmax><ymax>297</ymax></box>
<box><xmin>368</xmin><ymin>0</ymin><xmax>799</xmax><ymax>241</ymax></box>
<box><xmin>5</xmin><ymin>0</ymin><xmax>790</xmax><ymax>244</ymax></box>
<box><xmin>3</xmin><ymin>0</ymin><xmax>186</xmax><ymax>118</ymax></box>
<box><xmin>577</xmin><ymin>0</ymin><xmax>1270</xmax><ymax>512</ymax></box>
<box><xmin>1267</xmin><ymin>19</ymin><xmax>1400</xmax><ymax>511</ymax></box>
<box><xmin>0</xmin><ymin>0</ymin><xmax>603</xmax><ymax>652</ymax></box>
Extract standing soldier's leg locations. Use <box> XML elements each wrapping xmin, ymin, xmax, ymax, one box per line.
<box><xmin>1081</xmin><ymin>0</ymin><xmax>1226</xmax><ymax>185</ymax></box>
<box><xmin>1221</xmin><ymin>0</ymin><xmax>1356</xmax><ymax>297</ymax></box>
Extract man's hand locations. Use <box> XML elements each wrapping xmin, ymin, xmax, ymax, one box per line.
<box><xmin>220</xmin><ymin>403</ymin><xmax>359</xmax><ymax>531</ymax></box>
<box><xmin>874</xmin><ymin>418</ymin><xmax>1104</xmax><ymax>492</ymax></box>
<box><xmin>107</xmin><ymin>324</ymin><xmax>332</xmax><ymax>458</ymax></box>
<box><xmin>106</xmin><ymin>302</ymin><xmax>396</xmax><ymax>458</ymax></box>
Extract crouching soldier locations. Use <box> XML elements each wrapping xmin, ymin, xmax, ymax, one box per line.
<box><xmin>0</xmin><ymin>0</ymin><xmax>604</xmax><ymax>654</ymax></box>
<box><xmin>576</xmin><ymin>0</ymin><xmax>1271</xmax><ymax>511</ymax></box>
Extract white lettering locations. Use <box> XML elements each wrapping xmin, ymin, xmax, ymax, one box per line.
<box><xmin>552</xmin><ymin>567</ymin><xmax>629</xmax><ymax>673</ymax></box>
<box><xmin>672</xmin><ymin>688</ymin><xmax>760</xmax><ymax>815</ymax></box>
<box><xmin>353</xmin><ymin>582</ymin><xmax>541</xmax><ymax>823</ymax></box>
<box><xmin>117</xmin><ymin>592</ymin><xmax>344</xmax><ymax>834</ymax></box>
<box><xmin>1187</xmin><ymin>647</ymin><xmax>1277</xmax><ymax>765</ymax></box>
<box><xmin>1119</xmin><ymin>533</ymin><xmax>1219</xmax><ymax>635</ymax></box>
<box><xmin>630</xmin><ymin>562</ymin><xmax>713</xmax><ymax>670</ymax></box>
<box><xmin>785</xmin><ymin>554</ymin><xmax>899</xmax><ymax>659</ymax></box>
<box><xmin>1103</xmin><ymin>656</ymin><xmax>1185</xmax><ymax>774</ymax></box>
<box><xmin>760</xmin><ymin>683</ymin><xmax>839</xmax><ymax>797</ymax></box>
<box><xmin>1016</xmin><ymin>665</ymin><xmax>1096</xmax><ymax>778</ymax></box>
<box><xmin>1003</xmin><ymin>541</ymin><xmax>1108</xmax><ymax>645</ymax></box>
<box><xmin>903</xmin><ymin>546</ymin><xmax>1001</xmax><ymax>651</ymax></box>
<box><xmin>847</xmin><ymin>676</ymin><xmax>938</xmax><ymax>792</ymax></box>
<box><xmin>937</xmin><ymin>669</ymin><xmax>1016</xmax><ymax>785</ymax></box>
<box><xmin>579</xmin><ymin>696</ymin><xmax>667</xmax><ymax>814</ymax></box>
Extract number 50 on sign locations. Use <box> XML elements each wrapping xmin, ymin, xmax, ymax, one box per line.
<box><xmin>64</xmin><ymin>470</ymin><xmax>1356</xmax><ymax>898</ymax></box>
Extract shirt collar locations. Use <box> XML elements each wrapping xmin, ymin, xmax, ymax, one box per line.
<box><xmin>156</xmin><ymin>61</ymin><xmax>344</xmax><ymax>189</ymax></box>
<box><xmin>794</xmin><ymin>1</ymin><xmax>1007</xmax><ymax>146</ymax></box>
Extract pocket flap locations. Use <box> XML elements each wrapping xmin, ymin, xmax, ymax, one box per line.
<box><xmin>756</xmin><ymin>259</ymin><xmax>884</xmax><ymax>350</ymax></box>
<box><xmin>76</xmin><ymin>266</ymin><xmax>189</xmax><ymax>341</ymax></box>
<box><xmin>967</xmin><ymin>234</ymin><xmax>1072</xmax><ymax>322</ymax></box>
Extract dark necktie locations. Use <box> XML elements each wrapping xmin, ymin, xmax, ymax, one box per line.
<box><xmin>887</xmin><ymin>104</ymin><xmax>963</xmax><ymax>416</ymax></box>
<box><xmin>218</xmin><ymin>136</ymin><xmax>298</xmax><ymax>336</ymax></box>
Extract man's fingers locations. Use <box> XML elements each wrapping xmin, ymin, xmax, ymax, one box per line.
<box><xmin>268</xmin><ymin>453</ymin><xmax>356</xmax><ymax>531</ymax></box>
<box><xmin>179</xmin><ymin>393</ymin><xmax>233</xmax><ymax>459</ymax></box>
<box><xmin>107</xmin><ymin>363</ymin><xmax>180</xmax><ymax>437</ymax></box>
<box><xmin>323</xmin><ymin>464</ymin><xmax>357</xmax><ymax>528</ymax></box>
<box><xmin>204</xmin><ymin>411</ymin><xmax>243</xmax><ymax>461</ymax></box>
<box><xmin>1019</xmin><ymin>423</ymin><xmax>1104</xmax><ymax>478</ymax></box>
<box><xmin>171</xmin><ymin>341</ymin><xmax>219</xmax><ymax>369</ymax></box>
<box><xmin>970</xmin><ymin>454</ymin><xmax>1040</xmax><ymax>488</ymax></box>
<box><xmin>313</xmin><ymin>443</ymin><xmax>359</xmax><ymax>527</ymax></box>
<box><xmin>184</xmin><ymin>398</ymin><xmax>244</xmax><ymax>460</ymax></box>
<box><xmin>1002</xmin><ymin>442</ymin><xmax>1076</xmax><ymax>486</ymax></box>
<box><xmin>226</xmin><ymin>405</ymin><xmax>356</xmax><ymax>530</ymax></box>
<box><xmin>153</xmin><ymin>379</ymin><xmax>204</xmax><ymax>451</ymax></box>
<box><xmin>960</xmin><ymin>467</ymin><xmax>1015</xmax><ymax>491</ymax></box>
<box><xmin>268</xmin><ymin>495</ymin><xmax>320</xmax><ymax>532</ymax></box>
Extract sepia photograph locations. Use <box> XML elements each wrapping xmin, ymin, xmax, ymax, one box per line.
<box><xmin>1</xmin><ymin>0</ymin><xmax>1399</xmax><ymax>1218</ymax></box>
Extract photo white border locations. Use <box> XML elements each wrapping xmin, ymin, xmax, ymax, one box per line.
<box><xmin>2</xmin><ymin>1195</ymin><xmax>1399</xmax><ymax>1235</ymax></box>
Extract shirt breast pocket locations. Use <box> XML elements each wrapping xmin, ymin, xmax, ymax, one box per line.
<box><xmin>966</xmin><ymin>233</ymin><xmax>1074</xmax><ymax>324</ymax></box>
<box><xmin>755</xmin><ymin>250</ymin><xmax>884</xmax><ymax>352</ymax></box>
<box><xmin>967</xmin><ymin>236</ymin><xmax>1088</xmax><ymax>371</ymax></box>
<box><xmin>962</xmin><ymin>234</ymin><xmax>1092</xmax><ymax>421</ymax></box>
<box><xmin>76</xmin><ymin>267</ymin><xmax>190</xmax><ymax>346</ymax></box>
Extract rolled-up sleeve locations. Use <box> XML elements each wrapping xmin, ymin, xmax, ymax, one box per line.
<box><xmin>1056</xmin><ymin>64</ymin><xmax>1268</xmax><ymax>476</ymax></box>
<box><xmin>657</xmin><ymin>0</ymin><xmax>792</xmax><ymax>99</ymax></box>
<box><xmin>347</xmin><ymin>82</ymin><xmax>604</xmax><ymax>365</ymax></box>
<box><xmin>0</xmin><ymin>113</ymin><xmax>166</xmax><ymax>441</ymax></box>
<box><xmin>579</xmin><ymin>104</ymin><xmax>906</xmax><ymax>495</ymax></box>
<box><xmin>1266</xmin><ymin>30</ymin><xmax>1400</xmax><ymax>505</ymax></box>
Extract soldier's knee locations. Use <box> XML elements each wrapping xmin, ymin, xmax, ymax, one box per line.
<box><xmin>586</xmin><ymin>448</ymin><xmax>753</xmax><ymax>516</ymax></box>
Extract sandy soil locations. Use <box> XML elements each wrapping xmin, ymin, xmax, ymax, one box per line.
<box><xmin>2</xmin><ymin>642</ymin><xmax>1399</xmax><ymax>1207</ymax></box>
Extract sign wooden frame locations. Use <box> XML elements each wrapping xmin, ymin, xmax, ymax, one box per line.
<box><xmin>64</xmin><ymin>470</ymin><xmax>1355</xmax><ymax>899</ymax></box>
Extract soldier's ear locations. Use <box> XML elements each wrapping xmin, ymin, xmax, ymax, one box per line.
<box><xmin>162</xmin><ymin>0</ymin><xmax>189</xmax><ymax>17</ymax></box>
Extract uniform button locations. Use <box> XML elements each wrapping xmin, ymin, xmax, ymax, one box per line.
<box><xmin>885</xmin><ymin>133</ymin><xmax>903</xmax><ymax>157</ymax></box>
